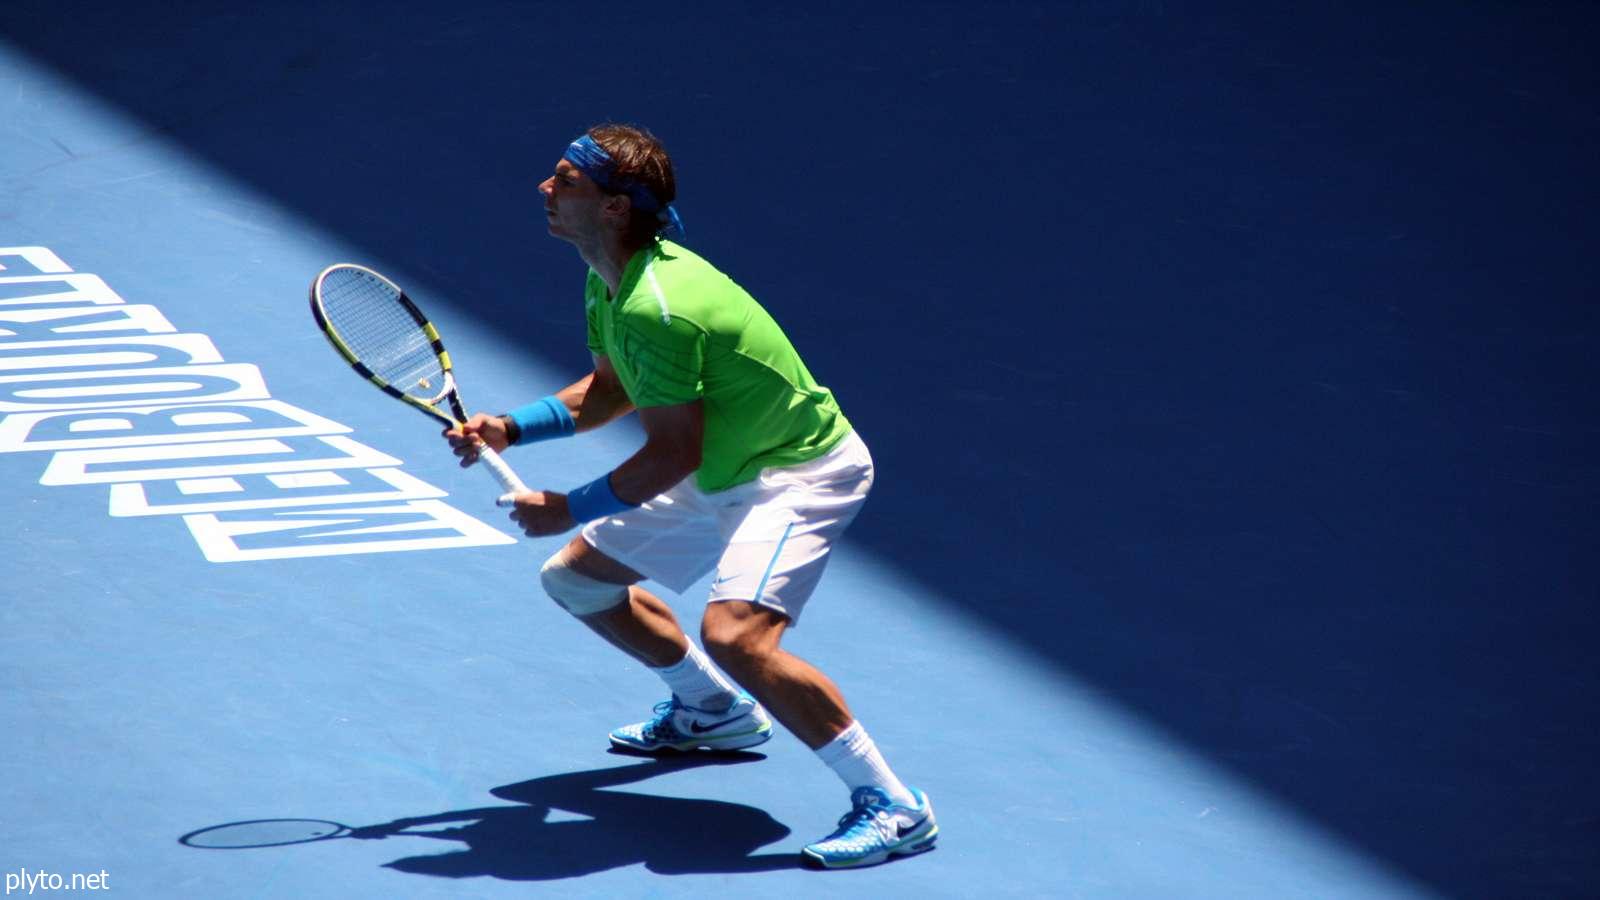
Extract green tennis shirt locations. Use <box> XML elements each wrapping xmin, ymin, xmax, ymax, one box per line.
<box><xmin>583</xmin><ymin>239</ymin><xmax>852</xmax><ymax>493</ymax></box>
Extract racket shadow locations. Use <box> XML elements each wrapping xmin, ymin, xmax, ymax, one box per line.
<box><xmin>181</xmin><ymin>751</ymin><xmax>800</xmax><ymax>880</ymax></box>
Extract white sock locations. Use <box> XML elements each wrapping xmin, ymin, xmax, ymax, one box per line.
<box><xmin>815</xmin><ymin>721</ymin><xmax>916</xmax><ymax>807</ymax></box>
<box><xmin>651</xmin><ymin>641</ymin><xmax>740</xmax><ymax>711</ymax></box>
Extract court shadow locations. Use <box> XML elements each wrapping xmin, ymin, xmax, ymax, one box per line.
<box><xmin>344</xmin><ymin>752</ymin><xmax>797</xmax><ymax>880</ymax></box>
<box><xmin>12</xmin><ymin>3</ymin><xmax>1600</xmax><ymax>896</ymax></box>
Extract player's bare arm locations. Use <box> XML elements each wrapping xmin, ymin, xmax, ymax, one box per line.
<box><xmin>565</xmin><ymin>354</ymin><xmax>635</xmax><ymax>433</ymax></box>
<box><xmin>609</xmin><ymin>400</ymin><xmax>703</xmax><ymax>503</ymax></box>
<box><xmin>445</xmin><ymin>356</ymin><xmax>633</xmax><ymax>464</ymax></box>
<box><xmin>504</xmin><ymin>400</ymin><xmax>703</xmax><ymax>537</ymax></box>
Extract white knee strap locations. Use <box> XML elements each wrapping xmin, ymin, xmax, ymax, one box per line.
<box><xmin>539</xmin><ymin>553</ymin><xmax>629</xmax><ymax>616</ymax></box>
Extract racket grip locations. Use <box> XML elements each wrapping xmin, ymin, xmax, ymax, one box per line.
<box><xmin>475</xmin><ymin>445</ymin><xmax>529</xmax><ymax>506</ymax></box>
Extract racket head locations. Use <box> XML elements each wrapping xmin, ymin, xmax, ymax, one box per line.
<box><xmin>309</xmin><ymin>263</ymin><xmax>464</xmax><ymax>425</ymax></box>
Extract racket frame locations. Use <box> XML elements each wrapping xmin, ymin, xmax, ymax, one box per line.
<box><xmin>309</xmin><ymin>263</ymin><xmax>529</xmax><ymax>503</ymax></box>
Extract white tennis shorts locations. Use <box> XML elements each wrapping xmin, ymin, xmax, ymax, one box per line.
<box><xmin>580</xmin><ymin>430</ymin><xmax>874</xmax><ymax>624</ymax></box>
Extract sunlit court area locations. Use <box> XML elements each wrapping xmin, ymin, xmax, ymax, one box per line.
<box><xmin>3</xmin><ymin>3</ymin><xmax>1596</xmax><ymax>897</ymax></box>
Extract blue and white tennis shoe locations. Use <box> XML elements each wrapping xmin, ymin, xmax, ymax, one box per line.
<box><xmin>608</xmin><ymin>693</ymin><xmax>773</xmax><ymax>753</ymax></box>
<box><xmin>800</xmin><ymin>786</ymin><xmax>939</xmax><ymax>868</ymax></box>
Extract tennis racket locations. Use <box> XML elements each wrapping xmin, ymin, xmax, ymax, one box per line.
<box><xmin>309</xmin><ymin>263</ymin><xmax>528</xmax><ymax>506</ymax></box>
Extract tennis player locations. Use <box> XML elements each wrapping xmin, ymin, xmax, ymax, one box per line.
<box><xmin>444</xmin><ymin>124</ymin><xmax>937</xmax><ymax>868</ymax></box>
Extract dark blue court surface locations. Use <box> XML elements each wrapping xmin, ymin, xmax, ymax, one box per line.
<box><xmin>3</xmin><ymin>3</ymin><xmax>1597</xmax><ymax>897</ymax></box>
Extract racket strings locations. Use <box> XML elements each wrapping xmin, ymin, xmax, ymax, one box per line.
<box><xmin>318</xmin><ymin>270</ymin><xmax>446</xmax><ymax>397</ymax></box>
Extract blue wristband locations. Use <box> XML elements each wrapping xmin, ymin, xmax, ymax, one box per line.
<box><xmin>566</xmin><ymin>472</ymin><xmax>637</xmax><ymax>523</ymax></box>
<box><xmin>505</xmin><ymin>396</ymin><xmax>575</xmax><ymax>445</ymax></box>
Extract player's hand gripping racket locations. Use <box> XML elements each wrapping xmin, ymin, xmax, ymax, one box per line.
<box><xmin>309</xmin><ymin>263</ymin><xmax>528</xmax><ymax>507</ymax></box>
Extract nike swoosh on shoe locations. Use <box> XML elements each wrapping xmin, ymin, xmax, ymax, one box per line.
<box><xmin>895</xmin><ymin>815</ymin><xmax>929</xmax><ymax>839</ymax></box>
<box><xmin>688</xmin><ymin>714</ymin><xmax>749</xmax><ymax>734</ymax></box>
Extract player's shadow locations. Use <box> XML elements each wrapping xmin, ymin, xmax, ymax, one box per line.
<box><xmin>346</xmin><ymin>752</ymin><xmax>797</xmax><ymax>880</ymax></box>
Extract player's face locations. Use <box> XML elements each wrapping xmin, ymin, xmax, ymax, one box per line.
<box><xmin>539</xmin><ymin>159</ymin><xmax>605</xmax><ymax>243</ymax></box>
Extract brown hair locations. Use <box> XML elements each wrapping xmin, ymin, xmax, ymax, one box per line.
<box><xmin>588</xmin><ymin>123</ymin><xmax>676</xmax><ymax>243</ymax></box>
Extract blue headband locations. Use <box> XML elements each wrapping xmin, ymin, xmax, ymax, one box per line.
<box><xmin>563</xmin><ymin>135</ymin><xmax>684</xmax><ymax>237</ymax></box>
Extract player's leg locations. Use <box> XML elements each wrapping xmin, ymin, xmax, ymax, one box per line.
<box><xmin>547</xmin><ymin>533</ymin><xmax>683</xmax><ymax>666</ymax></box>
<box><xmin>697</xmin><ymin>600</ymin><xmax>849</xmax><ymax>746</ymax></box>
<box><xmin>539</xmin><ymin>515</ymin><xmax>771</xmax><ymax>752</ymax></box>
<box><xmin>702</xmin><ymin>432</ymin><xmax>936</xmax><ymax>867</ymax></box>
<box><xmin>698</xmin><ymin>603</ymin><xmax>905</xmax><ymax>790</ymax></box>
<box><xmin>700</xmin><ymin>599</ymin><xmax>936</xmax><ymax>867</ymax></box>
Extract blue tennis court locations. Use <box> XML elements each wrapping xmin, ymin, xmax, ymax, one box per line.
<box><xmin>3</xmin><ymin>3</ymin><xmax>1596</xmax><ymax>897</ymax></box>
